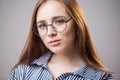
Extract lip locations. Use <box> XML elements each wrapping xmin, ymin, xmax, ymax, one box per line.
<box><xmin>48</xmin><ymin>39</ymin><xmax>61</xmax><ymax>46</ymax></box>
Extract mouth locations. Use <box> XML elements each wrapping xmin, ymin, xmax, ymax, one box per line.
<box><xmin>48</xmin><ymin>39</ymin><xmax>61</xmax><ymax>46</ymax></box>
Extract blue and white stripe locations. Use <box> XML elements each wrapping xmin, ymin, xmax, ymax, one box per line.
<box><xmin>8</xmin><ymin>52</ymin><xmax>114</xmax><ymax>80</ymax></box>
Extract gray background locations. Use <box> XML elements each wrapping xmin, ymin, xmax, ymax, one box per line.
<box><xmin>0</xmin><ymin>0</ymin><xmax>120</xmax><ymax>80</ymax></box>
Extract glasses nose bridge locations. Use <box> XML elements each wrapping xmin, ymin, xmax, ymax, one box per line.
<box><xmin>46</xmin><ymin>23</ymin><xmax>56</xmax><ymax>30</ymax></box>
<box><xmin>47</xmin><ymin>23</ymin><xmax>53</xmax><ymax>27</ymax></box>
<box><xmin>46</xmin><ymin>23</ymin><xmax>56</xmax><ymax>35</ymax></box>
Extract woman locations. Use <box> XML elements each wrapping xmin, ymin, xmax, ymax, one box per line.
<box><xmin>8</xmin><ymin>0</ymin><xmax>113</xmax><ymax>80</ymax></box>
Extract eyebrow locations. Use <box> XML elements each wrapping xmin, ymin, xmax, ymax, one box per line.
<box><xmin>36</xmin><ymin>16</ymin><xmax>67</xmax><ymax>24</ymax></box>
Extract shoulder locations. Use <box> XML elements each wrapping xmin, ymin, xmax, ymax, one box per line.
<box><xmin>86</xmin><ymin>65</ymin><xmax>114</xmax><ymax>80</ymax></box>
<box><xmin>102</xmin><ymin>72</ymin><xmax>114</xmax><ymax>80</ymax></box>
<box><xmin>8</xmin><ymin>64</ymin><xmax>29</xmax><ymax>80</ymax></box>
<box><xmin>93</xmin><ymin>71</ymin><xmax>114</xmax><ymax>80</ymax></box>
<box><xmin>8</xmin><ymin>64</ymin><xmax>42</xmax><ymax>80</ymax></box>
<box><xmin>76</xmin><ymin>64</ymin><xmax>114</xmax><ymax>80</ymax></box>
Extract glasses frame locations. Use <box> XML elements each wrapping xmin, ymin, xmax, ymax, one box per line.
<box><xmin>32</xmin><ymin>17</ymin><xmax>72</xmax><ymax>37</ymax></box>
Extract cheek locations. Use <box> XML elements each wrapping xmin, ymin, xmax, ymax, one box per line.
<box><xmin>64</xmin><ymin>21</ymin><xmax>75</xmax><ymax>37</ymax></box>
<box><xmin>62</xmin><ymin>23</ymin><xmax>76</xmax><ymax>42</ymax></box>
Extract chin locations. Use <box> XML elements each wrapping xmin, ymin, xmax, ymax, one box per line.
<box><xmin>48</xmin><ymin>47</ymin><xmax>61</xmax><ymax>53</ymax></box>
<box><xmin>50</xmin><ymin>49</ymin><xmax>61</xmax><ymax>54</ymax></box>
<box><xmin>49</xmin><ymin>46</ymin><xmax>66</xmax><ymax>54</ymax></box>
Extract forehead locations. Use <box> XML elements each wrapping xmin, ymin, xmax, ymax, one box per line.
<box><xmin>36</xmin><ymin>0</ymin><xmax>69</xmax><ymax>22</ymax></box>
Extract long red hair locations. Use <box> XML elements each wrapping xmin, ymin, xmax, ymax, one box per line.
<box><xmin>15</xmin><ymin>0</ymin><xmax>108</xmax><ymax>72</ymax></box>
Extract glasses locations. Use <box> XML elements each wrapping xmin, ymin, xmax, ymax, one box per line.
<box><xmin>33</xmin><ymin>17</ymin><xmax>72</xmax><ymax>36</ymax></box>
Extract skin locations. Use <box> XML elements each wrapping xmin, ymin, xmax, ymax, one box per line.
<box><xmin>36</xmin><ymin>0</ymin><xmax>83</xmax><ymax>79</ymax></box>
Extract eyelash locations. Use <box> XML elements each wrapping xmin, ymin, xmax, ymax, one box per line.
<box><xmin>55</xmin><ymin>19</ymin><xmax>65</xmax><ymax>24</ymax></box>
<box><xmin>38</xmin><ymin>24</ymin><xmax>46</xmax><ymax>29</ymax></box>
<box><xmin>37</xmin><ymin>18</ymin><xmax>66</xmax><ymax>28</ymax></box>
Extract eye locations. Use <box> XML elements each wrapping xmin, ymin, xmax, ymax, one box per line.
<box><xmin>37</xmin><ymin>23</ymin><xmax>47</xmax><ymax>29</ymax></box>
<box><xmin>54</xmin><ymin>18</ymin><xmax>65</xmax><ymax>25</ymax></box>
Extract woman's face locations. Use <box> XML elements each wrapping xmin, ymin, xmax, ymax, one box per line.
<box><xmin>36</xmin><ymin>0</ymin><xmax>76</xmax><ymax>54</ymax></box>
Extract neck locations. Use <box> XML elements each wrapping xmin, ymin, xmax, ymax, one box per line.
<box><xmin>50</xmin><ymin>50</ymin><xmax>83</xmax><ymax>67</ymax></box>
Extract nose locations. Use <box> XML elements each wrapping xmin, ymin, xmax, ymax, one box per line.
<box><xmin>47</xmin><ymin>24</ymin><xmax>57</xmax><ymax>37</ymax></box>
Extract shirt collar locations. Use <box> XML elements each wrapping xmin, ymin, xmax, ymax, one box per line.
<box><xmin>31</xmin><ymin>51</ymin><xmax>103</xmax><ymax>79</ymax></box>
<box><xmin>31</xmin><ymin>51</ymin><xmax>52</xmax><ymax>67</ymax></box>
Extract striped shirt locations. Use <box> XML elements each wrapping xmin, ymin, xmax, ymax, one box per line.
<box><xmin>8</xmin><ymin>52</ymin><xmax>114</xmax><ymax>80</ymax></box>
